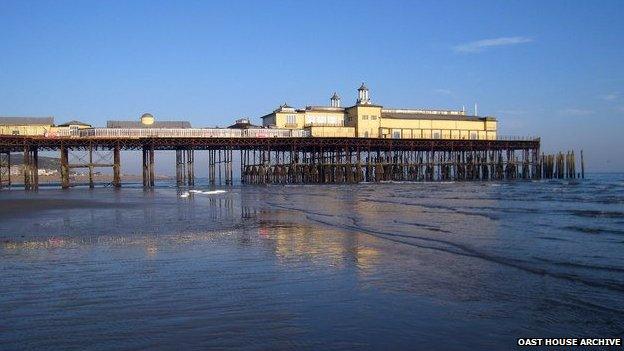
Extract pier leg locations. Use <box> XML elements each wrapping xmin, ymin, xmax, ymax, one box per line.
<box><xmin>88</xmin><ymin>144</ymin><xmax>94</xmax><ymax>189</ymax></box>
<box><xmin>218</xmin><ymin>149</ymin><xmax>222</xmax><ymax>185</ymax></box>
<box><xmin>23</xmin><ymin>147</ymin><xmax>30</xmax><ymax>190</ymax></box>
<box><xmin>580</xmin><ymin>150</ymin><xmax>585</xmax><ymax>179</ymax></box>
<box><xmin>208</xmin><ymin>149</ymin><xmax>215</xmax><ymax>185</ymax></box>
<box><xmin>187</xmin><ymin>149</ymin><xmax>194</xmax><ymax>186</ymax></box>
<box><xmin>142</xmin><ymin>147</ymin><xmax>149</xmax><ymax>188</ymax></box>
<box><xmin>23</xmin><ymin>146</ymin><xmax>39</xmax><ymax>191</ymax></box>
<box><xmin>175</xmin><ymin>149</ymin><xmax>184</xmax><ymax>187</ymax></box>
<box><xmin>149</xmin><ymin>146</ymin><xmax>155</xmax><ymax>187</ymax></box>
<box><xmin>61</xmin><ymin>145</ymin><xmax>70</xmax><ymax>189</ymax></box>
<box><xmin>113</xmin><ymin>145</ymin><xmax>121</xmax><ymax>188</ymax></box>
<box><xmin>32</xmin><ymin>148</ymin><xmax>38</xmax><ymax>190</ymax></box>
<box><xmin>0</xmin><ymin>151</ymin><xmax>10</xmax><ymax>189</ymax></box>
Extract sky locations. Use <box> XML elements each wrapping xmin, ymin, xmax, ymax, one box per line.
<box><xmin>1</xmin><ymin>0</ymin><xmax>623</xmax><ymax>172</ymax></box>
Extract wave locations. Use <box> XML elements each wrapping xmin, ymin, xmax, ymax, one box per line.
<box><xmin>564</xmin><ymin>226</ymin><xmax>624</xmax><ymax>235</ymax></box>
<box><xmin>570</xmin><ymin>210</ymin><xmax>624</xmax><ymax>219</ymax></box>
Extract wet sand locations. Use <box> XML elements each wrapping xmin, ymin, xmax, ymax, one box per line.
<box><xmin>1</xmin><ymin>175</ymin><xmax>623</xmax><ymax>350</ymax></box>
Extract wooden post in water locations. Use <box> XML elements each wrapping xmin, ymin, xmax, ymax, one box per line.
<box><xmin>0</xmin><ymin>151</ymin><xmax>10</xmax><ymax>189</ymax></box>
<box><xmin>32</xmin><ymin>147</ymin><xmax>38</xmax><ymax>190</ymax></box>
<box><xmin>60</xmin><ymin>145</ymin><xmax>70</xmax><ymax>189</ymax></box>
<box><xmin>24</xmin><ymin>146</ymin><xmax>31</xmax><ymax>190</ymax></box>
<box><xmin>88</xmin><ymin>144</ymin><xmax>94</xmax><ymax>189</ymax></box>
<box><xmin>142</xmin><ymin>146</ymin><xmax>149</xmax><ymax>188</ymax></box>
<box><xmin>187</xmin><ymin>149</ymin><xmax>194</xmax><ymax>186</ymax></box>
<box><xmin>580</xmin><ymin>150</ymin><xmax>585</xmax><ymax>179</ymax></box>
<box><xmin>113</xmin><ymin>145</ymin><xmax>121</xmax><ymax>188</ymax></box>
<box><xmin>149</xmin><ymin>145</ymin><xmax>155</xmax><ymax>187</ymax></box>
<box><xmin>23</xmin><ymin>146</ymin><xmax>39</xmax><ymax>191</ymax></box>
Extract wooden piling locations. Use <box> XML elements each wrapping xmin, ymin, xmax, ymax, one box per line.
<box><xmin>113</xmin><ymin>145</ymin><xmax>121</xmax><ymax>188</ymax></box>
<box><xmin>60</xmin><ymin>145</ymin><xmax>70</xmax><ymax>189</ymax></box>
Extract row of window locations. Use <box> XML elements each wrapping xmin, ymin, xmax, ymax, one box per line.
<box><xmin>361</xmin><ymin>115</ymin><xmax>378</xmax><ymax>120</ymax></box>
<box><xmin>364</xmin><ymin>129</ymin><xmax>491</xmax><ymax>140</ymax></box>
<box><xmin>394</xmin><ymin>131</ymin><xmax>481</xmax><ymax>139</ymax></box>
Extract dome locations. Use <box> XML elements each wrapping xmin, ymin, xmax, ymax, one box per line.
<box><xmin>140</xmin><ymin>113</ymin><xmax>155</xmax><ymax>125</ymax></box>
<box><xmin>358</xmin><ymin>82</ymin><xmax>368</xmax><ymax>91</ymax></box>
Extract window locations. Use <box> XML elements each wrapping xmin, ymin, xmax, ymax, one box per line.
<box><xmin>433</xmin><ymin>132</ymin><xmax>440</xmax><ymax>139</ymax></box>
<box><xmin>371</xmin><ymin>115</ymin><xmax>377</xmax><ymax>120</ymax></box>
<box><xmin>362</xmin><ymin>115</ymin><xmax>369</xmax><ymax>120</ymax></box>
<box><xmin>286</xmin><ymin>115</ymin><xmax>297</xmax><ymax>125</ymax></box>
<box><xmin>12</xmin><ymin>130</ymin><xmax>19</xmax><ymax>135</ymax></box>
<box><xmin>392</xmin><ymin>130</ymin><xmax>401</xmax><ymax>139</ymax></box>
<box><xmin>470</xmin><ymin>132</ymin><xmax>478</xmax><ymax>140</ymax></box>
<box><xmin>364</xmin><ymin>131</ymin><xmax>369</xmax><ymax>138</ymax></box>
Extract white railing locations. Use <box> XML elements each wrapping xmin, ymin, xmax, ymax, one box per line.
<box><xmin>496</xmin><ymin>135</ymin><xmax>540</xmax><ymax>141</ymax></box>
<box><xmin>78</xmin><ymin>128</ymin><xmax>310</xmax><ymax>138</ymax></box>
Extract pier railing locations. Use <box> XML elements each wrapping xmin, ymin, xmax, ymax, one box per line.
<box><xmin>79</xmin><ymin>128</ymin><xmax>310</xmax><ymax>138</ymax></box>
<box><xmin>496</xmin><ymin>135</ymin><xmax>540</xmax><ymax>141</ymax></box>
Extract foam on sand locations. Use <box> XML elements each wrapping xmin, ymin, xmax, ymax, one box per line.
<box><xmin>180</xmin><ymin>189</ymin><xmax>227</xmax><ymax>197</ymax></box>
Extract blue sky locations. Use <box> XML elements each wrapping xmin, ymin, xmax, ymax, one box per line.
<box><xmin>1</xmin><ymin>0</ymin><xmax>623</xmax><ymax>171</ymax></box>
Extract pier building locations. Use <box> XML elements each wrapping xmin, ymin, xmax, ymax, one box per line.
<box><xmin>260</xmin><ymin>84</ymin><xmax>497</xmax><ymax>140</ymax></box>
<box><xmin>0</xmin><ymin>117</ymin><xmax>55</xmax><ymax>136</ymax></box>
<box><xmin>107</xmin><ymin>113</ymin><xmax>192</xmax><ymax>129</ymax></box>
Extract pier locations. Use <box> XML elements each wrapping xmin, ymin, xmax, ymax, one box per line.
<box><xmin>0</xmin><ymin>134</ymin><xmax>583</xmax><ymax>190</ymax></box>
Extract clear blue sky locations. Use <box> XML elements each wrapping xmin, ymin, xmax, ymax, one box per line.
<box><xmin>1</xmin><ymin>0</ymin><xmax>623</xmax><ymax>171</ymax></box>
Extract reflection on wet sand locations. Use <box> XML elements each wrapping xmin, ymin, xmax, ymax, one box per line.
<box><xmin>1</xmin><ymin>176</ymin><xmax>624</xmax><ymax>350</ymax></box>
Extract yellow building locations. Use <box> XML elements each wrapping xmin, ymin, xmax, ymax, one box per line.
<box><xmin>0</xmin><ymin>117</ymin><xmax>55</xmax><ymax>136</ymax></box>
<box><xmin>260</xmin><ymin>84</ymin><xmax>497</xmax><ymax>140</ymax></box>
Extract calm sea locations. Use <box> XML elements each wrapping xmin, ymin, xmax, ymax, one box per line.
<box><xmin>1</xmin><ymin>174</ymin><xmax>623</xmax><ymax>350</ymax></box>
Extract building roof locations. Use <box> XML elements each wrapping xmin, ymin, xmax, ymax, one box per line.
<box><xmin>303</xmin><ymin>106</ymin><xmax>345</xmax><ymax>112</ymax></box>
<box><xmin>331</xmin><ymin>92</ymin><xmax>340</xmax><ymax>99</ymax></box>
<box><xmin>57</xmin><ymin>120</ymin><xmax>91</xmax><ymax>127</ymax></box>
<box><xmin>227</xmin><ymin>120</ymin><xmax>260</xmax><ymax>129</ymax></box>
<box><xmin>345</xmin><ymin>103</ymin><xmax>383</xmax><ymax>109</ymax></box>
<box><xmin>358</xmin><ymin>82</ymin><xmax>368</xmax><ymax>90</ymax></box>
<box><xmin>381</xmin><ymin>111</ymin><xmax>496</xmax><ymax>121</ymax></box>
<box><xmin>106</xmin><ymin>120</ymin><xmax>192</xmax><ymax>128</ymax></box>
<box><xmin>0</xmin><ymin>117</ymin><xmax>54</xmax><ymax>126</ymax></box>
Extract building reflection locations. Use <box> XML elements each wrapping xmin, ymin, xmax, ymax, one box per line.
<box><xmin>253</xmin><ymin>209</ymin><xmax>380</xmax><ymax>271</ymax></box>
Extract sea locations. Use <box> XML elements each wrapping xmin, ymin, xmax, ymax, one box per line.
<box><xmin>1</xmin><ymin>174</ymin><xmax>623</xmax><ymax>350</ymax></box>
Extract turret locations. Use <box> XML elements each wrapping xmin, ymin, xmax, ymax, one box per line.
<box><xmin>357</xmin><ymin>83</ymin><xmax>370</xmax><ymax>105</ymax></box>
<box><xmin>330</xmin><ymin>92</ymin><xmax>341</xmax><ymax>107</ymax></box>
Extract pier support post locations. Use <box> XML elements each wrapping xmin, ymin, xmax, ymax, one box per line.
<box><xmin>187</xmin><ymin>149</ymin><xmax>194</xmax><ymax>186</ymax></box>
<box><xmin>142</xmin><ymin>146</ymin><xmax>155</xmax><ymax>188</ymax></box>
<box><xmin>175</xmin><ymin>149</ymin><xmax>186</xmax><ymax>187</ymax></box>
<box><xmin>580</xmin><ymin>150</ymin><xmax>585</xmax><ymax>179</ymax></box>
<box><xmin>88</xmin><ymin>144</ymin><xmax>95</xmax><ymax>188</ymax></box>
<box><xmin>23</xmin><ymin>146</ymin><xmax>39</xmax><ymax>191</ymax></box>
<box><xmin>208</xmin><ymin>149</ymin><xmax>216</xmax><ymax>185</ymax></box>
<box><xmin>113</xmin><ymin>145</ymin><xmax>121</xmax><ymax>188</ymax></box>
<box><xmin>149</xmin><ymin>145</ymin><xmax>155</xmax><ymax>187</ymax></box>
<box><xmin>60</xmin><ymin>145</ymin><xmax>70</xmax><ymax>189</ymax></box>
<box><xmin>0</xmin><ymin>151</ymin><xmax>10</xmax><ymax>189</ymax></box>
